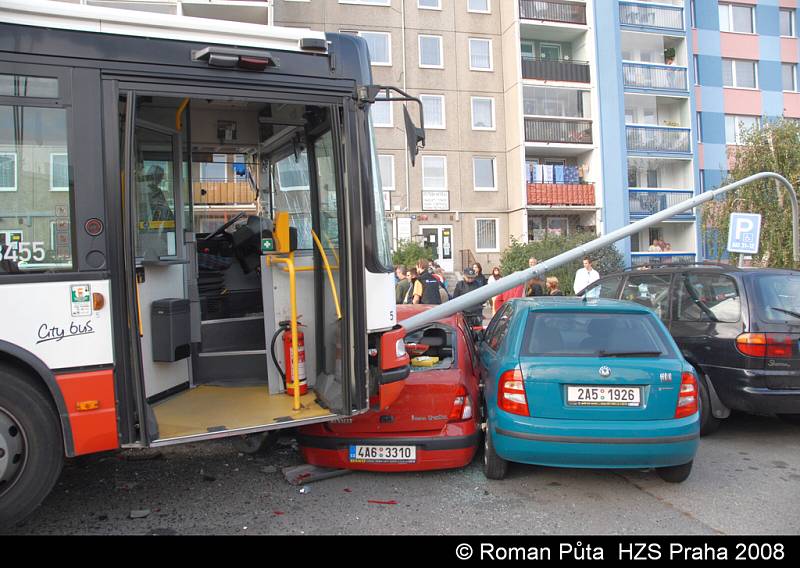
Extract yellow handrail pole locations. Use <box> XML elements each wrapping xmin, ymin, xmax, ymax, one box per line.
<box><xmin>175</xmin><ymin>97</ymin><xmax>190</xmax><ymax>131</ymax></box>
<box><xmin>311</xmin><ymin>230</ymin><xmax>342</xmax><ymax>320</ymax></box>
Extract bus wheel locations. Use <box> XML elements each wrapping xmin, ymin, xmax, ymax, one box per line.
<box><xmin>0</xmin><ymin>367</ymin><xmax>63</xmax><ymax>527</ymax></box>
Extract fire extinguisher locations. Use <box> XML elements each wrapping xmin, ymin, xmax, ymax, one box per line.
<box><xmin>270</xmin><ymin>320</ymin><xmax>308</xmax><ymax>396</ymax></box>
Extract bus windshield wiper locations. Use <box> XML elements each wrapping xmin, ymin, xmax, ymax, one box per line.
<box><xmin>597</xmin><ymin>350</ymin><xmax>662</xmax><ymax>358</ymax></box>
<box><xmin>769</xmin><ymin>306</ymin><xmax>800</xmax><ymax>319</ymax></box>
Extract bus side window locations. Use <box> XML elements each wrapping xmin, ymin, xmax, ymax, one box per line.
<box><xmin>0</xmin><ymin>73</ymin><xmax>73</xmax><ymax>273</ymax></box>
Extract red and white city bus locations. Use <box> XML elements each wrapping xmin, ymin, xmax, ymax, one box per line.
<box><xmin>0</xmin><ymin>0</ymin><xmax>422</xmax><ymax>524</ymax></box>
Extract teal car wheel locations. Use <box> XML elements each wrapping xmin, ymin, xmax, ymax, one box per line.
<box><xmin>656</xmin><ymin>460</ymin><xmax>693</xmax><ymax>483</ymax></box>
<box><xmin>483</xmin><ymin>428</ymin><xmax>508</xmax><ymax>480</ymax></box>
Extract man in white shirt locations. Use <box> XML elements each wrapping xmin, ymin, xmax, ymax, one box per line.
<box><xmin>574</xmin><ymin>256</ymin><xmax>600</xmax><ymax>297</ymax></box>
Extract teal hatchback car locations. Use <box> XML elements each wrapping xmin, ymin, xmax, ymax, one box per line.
<box><xmin>479</xmin><ymin>298</ymin><xmax>700</xmax><ymax>482</ymax></box>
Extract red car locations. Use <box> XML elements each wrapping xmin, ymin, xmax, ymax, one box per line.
<box><xmin>297</xmin><ymin>305</ymin><xmax>481</xmax><ymax>472</ymax></box>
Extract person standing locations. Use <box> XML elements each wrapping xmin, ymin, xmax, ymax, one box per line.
<box><xmin>403</xmin><ymin>268</ymin><xmax>418</xmax><ymax>304</ymax></box>
<box><xmin>413</xmin><ymin>259</ymin><xmax>442</xmax><ymax>305</ymax></box>
<box><xmin>472</xmin><ymin>263</ymin><xmax>488</xmax><ymax>287</ymax></box>
<box><xmin>525</xmin><ymin>256</ymin><xmax>545</xmax><ymax>297</ymax></box>
<box><xmin>452</xmin><ymin>268</ymin><xmax>484</xmax><ymax>327</ymax></box>
<box><xmin>546</xmin><ymin>276</ymin><xmax>564</xmax><ymax>296</ymax></box>
<box><xmin>573</xmin><ymin>256</ymin><xmax>600</xmax><ymax>296</ymax></box>
<box><xmin>395</xmin><ymin>265</ymin><xmax>409</xmax><ymax>304</ymax></box>
<box><xmin>488</xmin><ymin>267</ymin><xmax>502</xmax><ymax>285</ymax></box>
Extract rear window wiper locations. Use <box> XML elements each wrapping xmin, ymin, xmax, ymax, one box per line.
<box><xmin>597</xmin><ymin>350</ymin><xmax>662</xmax><ymax>358</ymax></box>
<box><xmin>769</xmin><ymin>306</ymin><xmax>800</xmax><ymax>319</ymax></box>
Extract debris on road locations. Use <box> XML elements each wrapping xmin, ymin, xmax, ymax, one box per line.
<box><xmin>129</xmin><ymin>509</ymin><xmax>151</xmax><ymax>519</ymax></box>
<box><xmin>260</xmin><ymin>465</ymin><xmax>277</xmax><ymax>474</ymax></box>
<box><xmin>367</xmin><ymin>500</ymin><xmax>398</xmax><ymax>505</ymax></box>
<box><xmin>282</xmin><ymin>464</ymin><xmax>351</xmax><ymax>486</ymax></box>
<box><xmin>121</xmin><ymin>450</ymin><xmax>163</xmax><ymax>462</ymax></box>
<box><xmin>299</xmin><ymin>486</ymin><xmax>310</xmax><ymax>494</ymax></box>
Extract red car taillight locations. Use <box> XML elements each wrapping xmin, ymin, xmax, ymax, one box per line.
<box><xmin>498</xmin><ymin>368</ymin><xmax>529</xmax><ymax>416</ymax></box>
<box><xmin>448</xmin><ymin>386</ymin><xmax>473</xmax><ymax>422</ymax></box>
<box><xmin>736</xmin><ymin>333</ymin><xmax>794</xmax><ymax>358</ymax></box>
<box><xmin>675</xmin><ymin>371</ymin><xmax>698</xmax><ymax>419</ymax></box>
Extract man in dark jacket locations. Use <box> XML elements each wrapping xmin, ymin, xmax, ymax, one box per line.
<box><xmin>412</xmin><ymin>259</ymin><xmax>442</xmax><ymax>305</ymax></box>
<box><xmin>452</xmin><ymin>268</ymin><xmax>484</xmax><ymax>327</ymax></box>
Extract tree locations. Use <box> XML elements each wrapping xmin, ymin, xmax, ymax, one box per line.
<box><xmin>702</xmin><ymin>119</ymin><xmax>800</xmax><ymax>269</ymax></box>
<box><xmin>391</xmin><ymin>239</ymin><xmax>429</xmax><ymax>270</ymax></box>
<box><xmin>500</xmin><ymin>233</ymin><xmax>624</xmax><ymax>295</ymax></box>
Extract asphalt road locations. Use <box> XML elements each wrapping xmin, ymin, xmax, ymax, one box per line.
<box><xmin>4</xmin><ymin>413</ymin><xmax>799</xmax><ymax>535</ymax></box>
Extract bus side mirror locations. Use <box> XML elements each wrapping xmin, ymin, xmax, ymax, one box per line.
<box><xmin>403</xmin><ymin>105</ymin><xmax>425</xmax><ymax>167</ymax></box>
<box><xmin>364</xmin><ymin>85</ymin><xmax>426</xmax><ymax>166</ymax></box>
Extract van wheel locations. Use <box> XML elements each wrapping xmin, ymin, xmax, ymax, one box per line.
<box><xmin>0</xmin><ymin>367</ymin><xmax>63</xmax><ymax>527</ymax></box>
<box><xmin>483</xmin><ymin>428</ymin><xmax>508</xmax><ymax>480</ymax></box>
<box><xmin>231</xmin><ymin>431</ymin><xmax>279</xmax><ymax>455</ymax></box>
<box><xmin>697</xmin><ymin>373</ymin><xmax>721</xmax><ymax>436</ymax></box>
<box><xmin>656</xmin><ymin>460</ymin><xmax>693</xmax><ymax>483</ymax></box>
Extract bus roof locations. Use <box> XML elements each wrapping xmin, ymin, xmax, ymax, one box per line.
<box><xmin>1</xmin><ymin>0</ymin><xmax>326</xmax><ymax>54</ymax></box>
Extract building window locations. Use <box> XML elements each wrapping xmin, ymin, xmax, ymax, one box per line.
<box><xmin>783</xmin><ymin>63</ymin><xmax>798</xmax><ymax>92</ymax></box>
<box><xmin>693</xmin><ymin>55</ymin><xmax>700</xmax><ymax>85</ymax></box>
<box><xmin>471</xmin><ymin>97</ymin><xmax>495</xmax><ymax>130</ymax></box>
<box><xmin>468</xmin><ymin>0</ymin><xmax>490</xmax><ymax>13</ymax></box>
<box><xmin>0</xmin><ymin>152</ymin><xmax>17</xmax><ymax>191</ymax></box>
<box><xmin>50</xmin><ymin>153</ymin><xmax>69</xmax><ymax>192</ymax></box>
<box><xmin>339</xmin><ymin>0</ymin><xmax>391</xmax><ymax>5</ymax></box>
<box><xmin>200</xmin><ymin>154</ymin><xmax>228</xmax><ymax>181</ymax></box>
<box><xmin>780</xmin><ymin>8</ymin><xmax>796</xmax><ymax>37</ymax></box>
<box><xmin>378</xmin><ymin>154</ymin><xmax>395</xmax><ymax>191</ymax></box>
<box><xmin>421</xmin><ymin>155</ymin><xmax>447</xmax><ymax>191</ymax></box>
<box><xmin>418</xmin><ymin>0</ymin><xmax>441</xmax><ymax>9</ymax></box>
<box><xmin>418</xmin><ymin>34</ymin><xmax>443</xmax><ymax>68</ymax></box>
<box><xmin>344</xmin><ymin>31</ymin><xmax>392</xmax><ymax>66</ymax></box>
<box><xmin>371</xmin><ymin>100</ymin><xmax>393</xmax><ymax>127</ymax></box>
<box><xmin>696</xmin><ymin>111</ymin><xmax>703</xmax><ymax>142</ymax></box>
<box><xmin>725</xmin><ymin>114</ymin><xmax>759</xmax><ymax>145</ymax></box>
<box><xmin>475</xmin><ymin>218</ymin><xmax>499</xmax><ymax>252</ymax></box>
<box><xmin>718</xmin><ymin>4</ymin><xmax>755</xmax><ymax>34</ymax></box>
<box><xmin>473</xmin><ymin>157</ymin><xmax>496</xmax><ymax>191</ymax></box>
<box><xmin>469</xmin><ymin>38</ymin><xmax>493</xmax><ymax>71</ymax></box>
<box><xmin>420</xmin><ymin>94</ymin><xmax>446</xmax><ymax>129</ymax></box>
<box><xmin>722</xmin><ymin>59</ymin><xmax>757</xmax><ymax>89</ymax></box>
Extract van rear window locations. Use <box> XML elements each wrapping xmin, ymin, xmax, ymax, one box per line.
<box><xmin>521</xmin><ymin>312</ymin><xmax>674</xmax><ymax>357</ymax></box>
<box><xmin>752</xmin><ymin>275</ymin><xmax>800</xmax><ymax>323</ymax></box>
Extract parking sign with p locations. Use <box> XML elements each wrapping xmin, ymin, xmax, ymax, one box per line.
<box><xmin>727</xmin><ymin>213</ymin><xmax>762</xmax><ymax>254</ymax></box>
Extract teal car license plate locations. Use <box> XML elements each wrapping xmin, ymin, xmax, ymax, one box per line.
<box><xmin>567</xmin><ymin>386</ymin><xmax>642</xmax><ymax>407</ymax></box>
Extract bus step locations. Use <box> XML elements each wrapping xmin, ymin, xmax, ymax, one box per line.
<box><xmin>194</xmin><ymin>351</ymin><xmax>268</xmax><ymax>385</ymax></box>
<box><xmin>200</xmin><ymin>315</ymin><xmax>266</xmax><ymax>353</ymax></box>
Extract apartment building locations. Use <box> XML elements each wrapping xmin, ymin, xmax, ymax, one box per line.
<box><xmin>41</xmin><ymin>0</ymin><xmax>800</xmax><ymax>270</ymax></box>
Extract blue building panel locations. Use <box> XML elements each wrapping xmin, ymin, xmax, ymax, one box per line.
<box><xmin>694</xmin><ymin>0</ymin><xmax>721</xmax><ymax>31</ymax></box>
<box><xmin>696</xmin><ymin>54</ymin><xmax>723</xmax><ymax>88</ymax></box>
<box><xmin>759</xmin><ymin>35</ymin><xmax>782</xmax><ymax>63</ymax></box>
<box><xmin>756</xmin><ymin>3</ymin><xmax>780</xmax><ymax>37</ymax></box>
<box><xmin>758</xmin><ymin>60</ymin><xmax>784</xmax><ymax>93</ymax></box>
<box><xmin>702</xmin><ymin>168</ymin><xmax>728</xmax><ymax>191</ymax></box>
<box><xmin>700</xmin><ymin>111</ymin><xmax>726</xmax><ymax>144</ymax></box>
<box><xmin>762</xmin><ymin>90</ymin><xmax>784</xmax><ymax>119</ymax></box>
<box><xmin>695</xmin><ymin>30</ymin><xmax>722</xmax><ymax>57</ymax></box>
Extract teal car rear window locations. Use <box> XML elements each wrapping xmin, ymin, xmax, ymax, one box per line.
<box><xmin>521</xmin><ymin>312</ymin><xmax>675</xmax><ymax>357</ymax></box>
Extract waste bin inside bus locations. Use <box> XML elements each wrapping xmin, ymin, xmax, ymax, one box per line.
<box><xmin>151</xmin><ymin>298</ymin><xmax>191</xmax><ymax>362</ymax></box>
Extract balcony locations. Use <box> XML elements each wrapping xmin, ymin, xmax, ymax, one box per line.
<box><xmin>519</xmin><ymin>0</ymin><xmax>587</xmax><ymax>25</ymax></box>
<box><xmin>631</xmin><ymin>253</ymin><xmax>696</xmax><ymax>267</ymax></box>
<box><xmin>619</xmin><ymin>1</ymin><xmax>684</xmax><ymax>31</ymax></box>
<box><xmin>628</xmin><ymin>189</ymin><xmax>694</xmax><ymax>216</ymax></box>
<box><xmin>528</xmin><ymin>183</ymin><xmax>595</xmax><ymax>206</ymax></box>
<box><xmin>526</xmin><ymin>117</ymin><xmax>593</xmax><ymax>144</ymax></box>
<box><xmin>623</xmin><ymin>62</ymin><xmax>687</xmax><ymax>91</ymax></box>
<box><xmin>522</xmin><ymin>56</ymin><xmax>591</xmax><ymax>83</ymax></box>
<box><xmin>626</xmin><ymin>125</ymin><xmax>690</xmax><ymax>153</ymax></box>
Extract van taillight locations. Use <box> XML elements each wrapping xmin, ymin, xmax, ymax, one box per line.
<box><xmin>498</xmin><ymin>368</ymin><xmax>529</xmax><ymax>416</ymax></box>
<box><xmin>736</xmin><ymin>333</ymin><xmax>794</xmax><ymax>358</ymax></box>
<box><xmin>448</xmin><ymin>386</ymin><xmax>473</xmax><ymax>422</ymax></box>
<box><xmin>675</xmin><ymin>371</ymin><xmax>698</xmax><ymax>419</ymax></box>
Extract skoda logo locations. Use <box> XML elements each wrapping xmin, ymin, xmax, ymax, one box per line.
<box><xmin>598</xmin><ymin>366</ymin><xmax>612</xmax><ymax>378</ymax></box>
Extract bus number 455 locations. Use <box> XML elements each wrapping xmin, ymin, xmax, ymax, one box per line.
<box><xmin>2</xmin><ymin>242</ymin><xmax>47</xmax><ymax>262</ymax></box>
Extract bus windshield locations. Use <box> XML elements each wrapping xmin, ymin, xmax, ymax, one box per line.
<box><xmin>368</xmin><ymin>116</ymin><xmax>393</xmax><ymax>270</ymax></box>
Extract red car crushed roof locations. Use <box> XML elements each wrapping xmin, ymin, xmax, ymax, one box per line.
<box><xmin>297</xmin><ymin>305</ymin><xmax>481</xmax><ymax>472</ymax></box>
